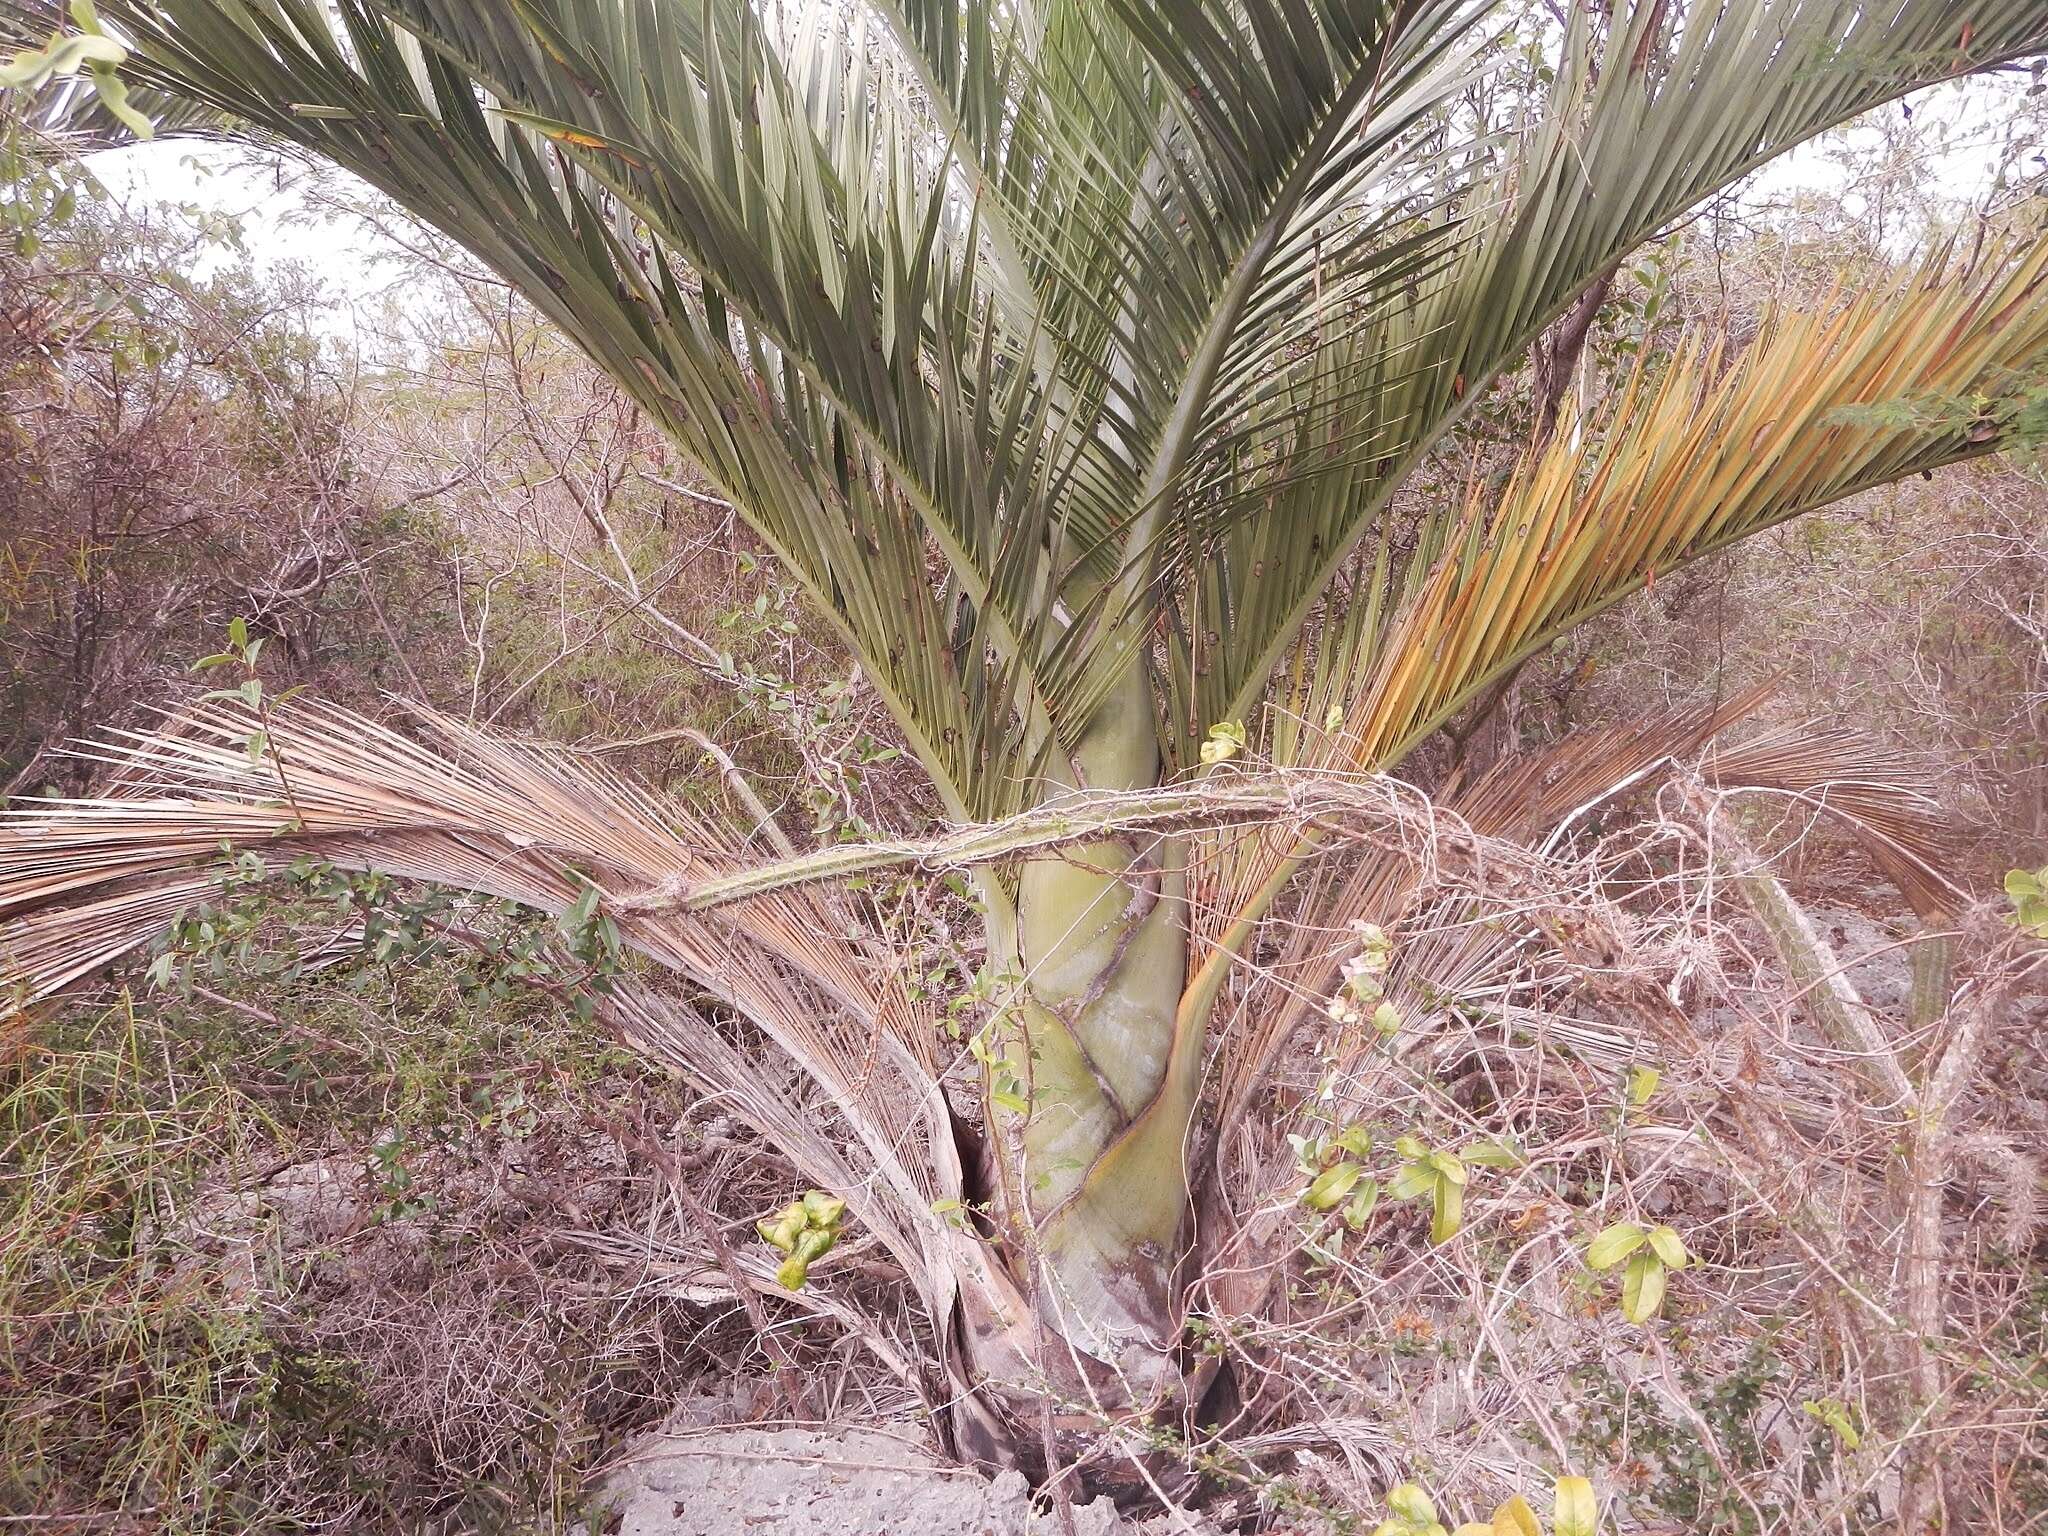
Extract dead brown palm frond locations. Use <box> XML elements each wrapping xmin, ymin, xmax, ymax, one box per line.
<box><xmin>0</xmin><ymin>699</ymin><xmax>962</xmax><ymax>1314</ymax></box>
<box><xmin>0</xmin><ymin>876</ymin><xmax>219</xmax><ymax>1000</ymax></box>
<box><xmin>593</xmin><ymin>976</ymin><xmax>1016</xmax><ymax>1396</ymax></box>
<box><xmin>1206</xmin><ymin>685</ymin><xmax>1773</xmax><ymax>1138</ymax></box>
<box><xmin>1701</xmin><ymin>723</ymin><xmax>1962</xmax><ymax>919</ymax></box>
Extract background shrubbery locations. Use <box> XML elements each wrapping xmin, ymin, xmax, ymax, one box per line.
<box><xmin>2</xmin><ymin>80</ymin><xmax>2045</xmax><ymax>1534</ymax></box>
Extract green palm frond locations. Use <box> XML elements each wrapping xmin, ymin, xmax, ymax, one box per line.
<box><xmin>1190</xmin><ymin>0</ymin><xmax>2048</xmax><ymax>749</ymax></box>
<box><xmin>3</xmin><ymin>0</ymin><xmax>1505</xmax><ymax>807</ymax></box>
<box><xmin>9</xmin><ymin>0</ymin><xmax>1049</xmax><ymax>813</ymax></box>
<box><xmin>11</xmin><ymin>0</ymin><xmax>2037</xmax><ymax>814</ymax></box>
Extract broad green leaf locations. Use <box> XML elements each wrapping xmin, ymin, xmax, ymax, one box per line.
<box><xmin>1286</xmin><ymin>1132</ymin><xmax>1320</xmax><ymax>1172</ymax></box>
<box><xmin>1585</xmin><ymin>1222</ymin><xmax>1648</xmax><ymax>1270</ymax></box>
<box><xmin>1341</xmin><ymin>1179</ymin><xmax>1381</xmax><ymax>1232</ymax></box>
<box><xmin>1303</xmin><ymin>1160</ymin><xmax>1364</xmax><ymax>1211</ymax></box>
<box><xmin>1430</xmin><ymin>1173</ymin><xmax>1464</xmax><ymax>1245</ymax></box>
<box><xmin>559</xmin><ymin>883</ymin><xmax>600</xmax><ymax>935</ymax></box>
<box><xmin>1646</xmin><ymin>1225</ymin><xmax>1689</xmax><ymax>1270</ymax></box>
<box><xmin>1388</xmin><ymin>1484</ymin><xmax>1438</xmax><ymax>1525</ymax></box>
<box><xmin>1462</xmin><ymin>1137</ymin><xmax>1521</xmax><ymax>1168</ymax></box>
<box><xmin>1333</xmin><ymin>1125</ymin><xmax>1373</xmax><ymax>1157</ymax></box>
<box><xmin>0</xmin><ymin>30</ymin><xmax>123</xmax><ymax>89</ymax></box>
<box><xmin>2004</xmin><ymin>868</ymin><xmax>2043</xmax><ymax>901</ymax></box>
<box><xmin>1622</xmin><ymin>1249</ymin><xmax>1667</xmax><ymax>1323</ymax></box>
<box><xmin>1389</xmin><ymin>1162</ymin><xmax>1435</xmax><ymax>1201</ymax></box>
<box><xmin>88</xmin><ymin>59</ymin><xmax>152</xmax><ymax>138</ymax></box>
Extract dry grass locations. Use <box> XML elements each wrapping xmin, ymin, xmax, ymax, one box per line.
<box><xmin>1177</xmin><ymin>784</ymin><xmax>2048</xmax><ymax>1533</ymax></box>
<box><xmin>0</xmin><ymin>954</ymin><xmax>796</xmax><ymax>1532</ymax></box>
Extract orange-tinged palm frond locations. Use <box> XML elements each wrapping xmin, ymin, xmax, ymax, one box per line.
<box><xmin>1191</xmin><ymin>237</ymin><xmax>2048</xmax><ymax>964</ymax></box>
<box><xmin>1347</xmin><ymin>239</ymin><xmax>2048</xmax><ymax>769</ymax></box>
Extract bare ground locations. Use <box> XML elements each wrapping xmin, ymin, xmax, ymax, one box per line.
<box><xmin>582</xmin><ymin>1422</ymin><xmax>1205</xmax><ymax>1536</ymax></box>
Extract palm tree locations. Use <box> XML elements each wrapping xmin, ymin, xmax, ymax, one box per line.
<box><xmin>5</xmin><ymin>0</ymin><xmax>2048</xmax><ymax>1446</ymax></box>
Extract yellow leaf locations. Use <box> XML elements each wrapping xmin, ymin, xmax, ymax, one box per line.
<box><xmin>1626</xmin><ymin>1064</ymin><xmax>1660</xmax><ymax>1107</ymax></box>
<box><xmin>1342</xmin><ymin>1179</ymin><xmax>1381</xmax><ymax>1231</ymax></box>
<box><xmin>1388</xmin><ymin>1484</ymin><xmax>1438</xmax><ymax>1525</ymax></box>
<box><xmin>1428</xmin><ymin>1149</ymin><xmax>1468</xmax><ymax>1185</ymax></box>
<box><xmin>801</xmin><ymin>1189</ymin><xmax>846</xmax><ymax>1228</ymax></box>
<box><xmin>1492</xmin><ymin>1494</ymin><xmax>1542</xmax><ymax>1536</ymax></box>
<box><xmin>1585</xmin><ymin>1222</ymin><xmax>1647</xmax><ymax>1270</ymax></box>
<box><xmin>1645</xmin><ymin>1224</ymin><xmax>1688</xmax><ymax>1270</ymax></box>
<box><xmin>1554</xmin><ymin>1475</ymin><xmax>1598</xmax><ymax>1536</ymax></box>
<box><xmin>492</xmin><ymin>108</ymin><xmax>649</xmax><ymax>167</ymax></box>
<box><xmin>1622</xmin><ymin>1249</ymin><xmax>1667</xmax><ymax>1323</ymax></box>
<box><xmin>1201</xmin><ymin>720</ymin><xmax>1248</xmax><ymax>765</ymax></box>
<box><xmin>1430</xmin><ymin>1174</ymin><xmax>1464</xmax><ymax>1244</ymax></box>
<box><xmin>756</xmin><ymin>1201</ymin><xmax>805</xmax><ymax>1254</ymax></box>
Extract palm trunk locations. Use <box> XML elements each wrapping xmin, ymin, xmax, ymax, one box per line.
<box><xmin>979</xmin><ymin>662</ymin><xmax>1197</xmax><ymax>1397</ymax></box>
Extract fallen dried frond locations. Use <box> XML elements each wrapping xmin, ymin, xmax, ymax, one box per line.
<box><xmin>1</xmin><ymin>699</ymin><xmax>966</xmax><ymax>1341</ymax></box>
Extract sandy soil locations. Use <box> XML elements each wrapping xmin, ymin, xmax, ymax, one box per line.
<box><xmin>585</xmin><ymin>1422</ymin><xmax>1205</xmax><ymax>1536</ymax></box>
